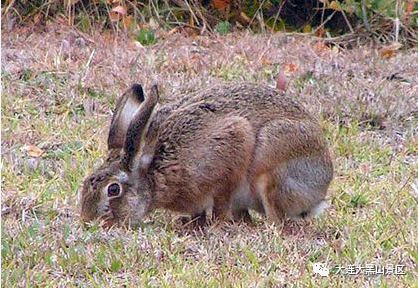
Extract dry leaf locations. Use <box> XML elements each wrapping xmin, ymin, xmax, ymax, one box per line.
<box><xmin>109</xmin><ymin>5</ymin><xmax>127</xmax><ymax>22</ymax></box>
<box><xmin>109</xmin><ymin>12</ymin><xmax>120</xmax><ymax>22</ymax></box>
<box><xmin>239</xmin><ymin>12</ymin><xmax>251</xmax><ymax>24</ymax></box>
<box><xmin>167</xmin><ymin>27</ymin><xmax>180</xmax><ymax>36</ymax></box>
<box><xmin>315</xmin><ymin>27</ymin><xmax>325</xmax><ymax>38</ymax></box>
<box><xmin>260</xmin><ymin>56</ymin><xmax>272</xmax><ymax>66</ymax></box>
<box><xmin>23</xmin><ymin>145</ymin><xmax>44</xmax><ymax>157</ymax></box>
<box><xmin>379</xmin><ymin>42</ymin><xmax>402</xmax><ymax>59</ymax></box>
<box><xmin>111</xmin><ymin>5</ymin><xmax>127</xmax><ymax>15</ymax></box>
<box><xmin>303</xmin><ymin>24</ymin><xmax>312</xmax><ymax>33</ymax></box>
<box><xmin>284</xmin><ymin>63</ymin><xmax>299</xmax><ymax>73</ymax></box>
<box><xmin>329</xmin><ymin>1</ymin><xmax>341</xmax><ymax>11</ymax></box>
<box><xmin>213</xmin><ymin>0</ymin><xmax>231</xmax><ymax>11</ymax></box>
<box><xmin>404</xmin><ymin>1</ymin><xmax>415</xmax><ymax>22</ymax></box>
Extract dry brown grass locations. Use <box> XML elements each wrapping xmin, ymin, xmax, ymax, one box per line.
<box><xmin>1</xmin><ymin>24</ymin><xmax>418</xmax><ymax>286</ymax></box>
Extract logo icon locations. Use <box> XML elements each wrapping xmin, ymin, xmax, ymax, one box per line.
<box><xmin>313</xmin><ymin>262</ymin><xmax>329</xmax><ymax>277</ymax></box>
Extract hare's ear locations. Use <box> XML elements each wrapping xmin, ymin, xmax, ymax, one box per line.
<box><xmin>135</xmin><ymin>125</ymin><xmax>159</xmax><ymax>175</ymax></box>
<box><xmin>122</xmin><ymin>85</ymin><xmax>159</xmax><ymax>172</ymax></box>
<box><xmin>108</xmin><ymin>84</ymin><xmax>145</xmax><ymax>150</ymax></box>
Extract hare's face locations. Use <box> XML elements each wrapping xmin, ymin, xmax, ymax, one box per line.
<box><xmin>80</xmin><ymin>83</ymin><xmax>160</xmax><ymax>227</ymax></box>
<box><xmin>79</xmin><ymin>160</ymin><xmax>152</xmax><ymax>227</ymax></box>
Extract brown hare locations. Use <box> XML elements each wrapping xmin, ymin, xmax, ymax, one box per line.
<box><xmin>79</xmin><ymin>82</ymin><xmax>333</xmax><ymax>226</ymax></box>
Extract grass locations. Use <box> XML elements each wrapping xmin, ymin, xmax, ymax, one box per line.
<box><xmin>1</xmin><ymin>25</ymin><xmax>418</xmax><ymax>287</ymax></box>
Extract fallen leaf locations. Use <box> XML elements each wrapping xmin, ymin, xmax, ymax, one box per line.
<box><xmin>260</xmin><ymin>56</ymin><xmax>272</xmax><ymax>66</ymax></box>
<box><xmin>239</xmin><ymin>12</ymin><xmax>251</xmax><ymax>24</ymax></box>
<box><xmin>303</xmin><ymin>24</ymin><xmax>312</xmax><ymax>33</ymax></box>
<box><xmin>109</xmin><ymin>12</ymin><xmax>120</xmax><ymax>22</ymax></box>
<box><xmin>109</xmin><ymin>5</ymin><xmax>127</xmax><ymax>22</ymax></box>
<box><xmin>213</xmin><ymin>0</ymin><xmax>231</xmax><ymax>11</ymax></box>
<box><xmin>23</xmin><ymin>145</ymin><xmax>44</xmax><ymax>157</ymax></box>
<box><xmin>284</xmin><ymin>63</ymin><xmax>299</xmax><ymax>73</ymax></box>
<box><xmin>329</xmin><ymin>1</ymin><xmax>341</xmax><ymax>11</ymax></box>
<box><xmin>379</xmin><ymin>42</ymin><xmax>402</xmax><ymax>59</ymax></box>
<box><xmin>167</xmin><ymin>27</ymin><xmax>180</xmax><ymax>36</ymax></box>
<box><xmin>404</xmin><ymin>1</ymin><xmax>415</xmax><ymax>22</ymax></box>
<box><xmin>315</xmin><ymin>27</ymin><xmax>325</xmax><ymax>38</ymax></box>
<box><xmin>112</xmin><ymin>5</ymin><xmax>126</xmax><ymax>15</ymax></box>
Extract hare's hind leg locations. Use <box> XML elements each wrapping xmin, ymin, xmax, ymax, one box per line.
<box><xmin>279</xmin><ymin>155</ymin><xmax>332</xmax><ymax>218</ymax></box>
<box><xmin>251</xmin><ymin>119</ymin><xmax>333</xmax><ymax>221</ymax></box>
<box><xmin>254</xmin><ymin>173</ymin><xmax>285</xmax><ymax>222</ymax></box>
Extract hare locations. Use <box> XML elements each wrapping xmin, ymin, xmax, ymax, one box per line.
<box><xmin>79</xmin><ymin>82</ymin><xmax>333</xmax><ymax>226</ymax></box>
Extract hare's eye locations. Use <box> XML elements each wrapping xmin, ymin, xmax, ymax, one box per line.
<box><xmin>107</xmin><ymin>183</ymin><xmax>121</xmax><ymax>197</ymax></box>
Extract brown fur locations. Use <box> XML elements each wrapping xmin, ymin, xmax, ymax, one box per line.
<box><xmin>149</xmin><ymin>115</ymin><xmax>255</xmax><ymax>220</ymax></box>
<box><xmin>79</xmin><ymin>82</ymin><xmax>333</xmax><ymax>226</ymax></box>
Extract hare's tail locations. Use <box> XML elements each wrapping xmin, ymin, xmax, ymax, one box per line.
<box><xmin>298</xmin><ymin>200</ymin><xmax>329</xmax><ymax>219</ymax></box>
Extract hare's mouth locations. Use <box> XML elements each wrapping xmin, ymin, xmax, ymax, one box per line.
<box><xmin>99</xmin><ymin>209</ymin><xmax>116</xmax><ymax>225</ymax></box>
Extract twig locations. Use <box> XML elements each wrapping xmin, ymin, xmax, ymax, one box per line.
<box><xmin>272</xmin><ymin>0</ymin><xmax>286</xmax><ymax>31</ymax></box>
<box><xmin>184</xmin><ymin>0</ymin><xmax>200</xmax><ymax>27</ymax></box>
<box><xmin>313</xmin><ymin>10</ymin><xmax>337</xmax><ymax>34</ymax></box>
<box><xmin>190</xmin><ymin>0</ymin><xmax>211</xmax><ymax>33</ymax></box>
<box><xmin>361</xmin><ymin>0</ymin><xmax>370</xmax><ymax>32</ymax></box>
<box><xmin>3</xmin><ymin>0</ymin><xmax>16</xmax><ymax>15</ymax></box>
<box><xmin>394</xmin><ymin>18</ymin><xmax>400</xmax><ymax>43</ymax></box>
<box><xmin>248</xmin><ymin>0</ymin><xmax>267</xmax><ymax>30</ymax></box>
<box><xmin>340</xmin><ymin>9</ymin><xmax>355</xmax><ymax>34</ymax></box>
<box><xmin>394</xmin><ymin>0</ymin><xmax>400</xmax><ymax>43</ymax></box>
<box><xmin>170</xmin><ymin>0</ymin><xmax>213</xmax><ymax>32</ymax></box>
<box><xmin>73</xmin><ymin>28</ymin><xmax>96</xmax><ymax>44</ymax></box>
<box><xmin>256</xmin><ymin>12</ymin><xmax>265</xmax><ymax>33</ymax></box>
<box><xmin>81</xmin><ymin>49</ymin><xmax>96</xmax><ymax>84</ymax></box>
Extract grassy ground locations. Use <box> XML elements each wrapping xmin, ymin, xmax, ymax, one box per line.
<box><xmin>1</xmin><ymin>25</ymin><xmax>418</xmax><ymax>287</ymax></box>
